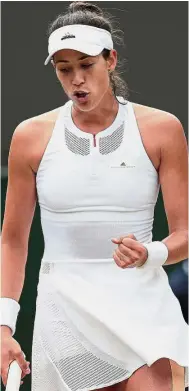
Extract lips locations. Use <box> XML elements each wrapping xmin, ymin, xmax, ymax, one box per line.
<box><xmin>73</xmin><ymin>91</ymin><xmax>90</xmax><ymax>104</ymax></box>
<box><xmin>73</xmin><ymin>91</ymin><xmax>89</xmax><ymax>98</ymax></box>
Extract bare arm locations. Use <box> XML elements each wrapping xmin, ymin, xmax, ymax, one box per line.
<box><xmin>159</xmin><ymin>115</ymin><xmax>188</xmax><ymax>265</ymax></box>
<box><xmin>112</xmin><ymin>112</ymin><xmax>188</xmax><ymax>270</ymax></box>
<box><xmin>1</xmin><ymin>121</ymin><xmax>37</xmax><ymax>303</ymax></box>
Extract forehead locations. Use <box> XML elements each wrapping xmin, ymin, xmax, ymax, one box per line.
<box><xmin>53</xmin><ymin>49</ymin><xmax>94</xmax><ymax>64</ymax></box>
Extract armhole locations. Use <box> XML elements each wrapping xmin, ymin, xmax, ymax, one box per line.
<box><xmin>35</xmin><ymin>103</ymin><xmax>67</xmax><ymax>178</ymax></box>
<box><xmin>128</xmin><ymin>101</ymin><xmax>159</xmax><ymax>176</ymax></box>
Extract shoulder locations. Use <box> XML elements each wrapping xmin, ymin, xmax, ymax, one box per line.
<box><xmin>12</xmin><ymin>106</ymin><xmax>62</xmax><ymax>142</ymax></box>
<box><xmin>132</xmin><ymin>101</ymin><xmax>185</xmax><ymax>145</ymax></box>
<box><xmin>10</xmin><ymin>106</ymin><xmax>62</xmax><ymax>173</ymax></box>
<box><xmin>132</xmin><ymin>101</ymin><xmax>183</xmax><ymax>129</ymax></box>
<box><xmin>11</xmin><ymin>106</ymin><xmax>62</xmax><ymax>158</ymax></box>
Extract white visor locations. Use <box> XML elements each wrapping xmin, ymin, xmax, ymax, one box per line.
<box><xmin>44</xmin><ymin>24</ymin><xmax>113</xmax><ymax>65</ymax></box>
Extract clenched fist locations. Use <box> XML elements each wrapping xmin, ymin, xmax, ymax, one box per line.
<box><xmin>111</xmin><ymin>233</ymin><xmax>148</xmax><ymax>269</ymax></box>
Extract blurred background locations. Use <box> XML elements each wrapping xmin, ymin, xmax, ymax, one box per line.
<box><xmin>1</xmin><ymin>2</ymin><xmax>188</xmax><ymax>390</ymax></box>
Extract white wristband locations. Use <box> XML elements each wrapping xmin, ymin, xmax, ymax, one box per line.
<box><xmin>0</xmin><ymin>298</ymin><xmax>20</xmax><ymax>336</ymax></box>
<box><xmin>137</xmin><ymin>241</ymin><xmax>169</xmax><ymax>269</ymax></box>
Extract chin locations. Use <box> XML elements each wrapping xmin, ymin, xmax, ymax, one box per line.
<box><xmin>73</xmin><ymin>98</ymin><xmax>97</xmax><ymax>112</ymax></box>
<box><xmin>71</xmin><ymin>92</ymin><xmax>107</xmax><ymax>112</ymax></box>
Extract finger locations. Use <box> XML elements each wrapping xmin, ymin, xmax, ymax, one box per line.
<box><xmin>113</xmin><ymin>251</ymin><xmax>134</xmax><ymax>269</ymax></box>
<box><xmin>123</xmin><ymin>263</ymin><xmax>136</xmax><ymax>269</ymax></box>
<box><xmin>1</xmin><ymin>355</ymin><xmax>13</xmax><ymax>386</ymax></box>
<box><xmin>124</xmin><ymin>234</ymin><xmax>137</xmax><ymax>240</ymax></box>
<box><xmin>21</xmin><ymin>367</ymin><xmax>31</xmax><ymax>379</ymax></box>
<box><xmin>120</xmin><ymin>237</ymin><xmax>142</xmax><ymax>251</ymax></box>
<box><xmin>118</xmin><ymin>244</ymin><xmax>140</xmax><ymax>261</ymax></box>
<box><xmin>116</xmin><ymin>248</ymin><xmax>129</xmax><ymax>263</ymax></box>
<box><xmin>111</xmin><ymin>234</ymin><xmax>137</xmax><ymax>244</ymax></box>
<box><xmin>21</xmin><ymin>361</ymin><xmax>30</xmax><ymax>376</ymax></box>
<box><xmin>113</xmin><ymin>251</ymin><xmax>125</xmax><ymax>268</ymax></box>
<box><xmin>14</xmin><ymin>351</ymin><xmax>29</xmax><ymax>374</ymax></box>
<box><xmin>1</xmin><ymin>366</ymin><xmax>9</xmax><ymax>387</ymax></box>
<box><xmin>116</xmin><ymin>249</ymin><xmax>135</xmax><ymax>267</ymax></box>
<box><xmin>111</xmin><ymin>237</ymin><xmax>123</xmax><ymax>244</ymax></box>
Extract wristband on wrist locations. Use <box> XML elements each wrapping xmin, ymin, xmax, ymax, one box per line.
<box><xmin>0</xmin><ymin>297</ymin><xmax>20</xmax><ymax>336</ymax></box>
<box><xmin>136</xmin><ymin>241</ymin><xmax>169</xmax><ymax>269</ymax></box>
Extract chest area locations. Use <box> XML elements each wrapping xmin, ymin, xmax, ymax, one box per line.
<box><xmin>31</xmin><ymin>107</ymin><xmax>161</xmax><ymax>174</ymax></box>
<box><xmin>36</xmin><ymin>147</ymin><xmax>159</xmax><ymax>212</ymax></box>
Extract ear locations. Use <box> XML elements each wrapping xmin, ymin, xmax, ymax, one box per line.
<box><xmin>107</xmin><ymin>49</ymin><xmax>117</xmax><ymax>72</ymax></box>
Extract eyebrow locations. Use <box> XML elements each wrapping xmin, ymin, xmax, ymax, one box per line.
<box><xmin>55</xmin><ymin>55</ymin><xmax>91</xmax><ymax>64</ymax></box>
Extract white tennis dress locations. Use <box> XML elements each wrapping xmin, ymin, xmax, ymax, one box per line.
<box><xmin>32</xmin><ymin>98</ymin><xmax>189</xmax><ymax>390</ymax></box>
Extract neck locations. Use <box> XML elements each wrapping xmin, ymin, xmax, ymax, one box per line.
<box><xmin>71</xmin><ymin>91</ymin><xmax>119</xmax><ymax>134</ymax></box>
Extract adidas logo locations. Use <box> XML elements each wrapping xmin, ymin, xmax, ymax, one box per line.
<box><xmin>61</xmin><ymin>33</ymin><xmax>76</xmax><ymax>41</ymax></box>
<box><xmin>111</xmin><ymin>161</ymin><xmax>135</xmax><ymax>168</ymax></box>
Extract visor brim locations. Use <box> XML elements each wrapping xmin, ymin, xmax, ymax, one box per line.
<box><xmin>44</xmin><ymin>40</ymin><xmax>104</xmax><ymax>65</ymax></box>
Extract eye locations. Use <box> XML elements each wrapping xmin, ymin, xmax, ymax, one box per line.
<box><xmin>59</xmin><ymin>68</ymin><xmax>70</xmax><ymax>73</ymax></box>
<box><xmin>81</xmin><ymin>63</ymin><xmax>93</xmax><ymax>69</ymax></box>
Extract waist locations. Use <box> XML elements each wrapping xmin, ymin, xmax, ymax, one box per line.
<box><xmin>41</xmin><ymin>219</ymin><xmax>153</xmax><ymax>262</ymax></box>
<box><xmin>38</xmin><ymin>258</ymin><xmax>160</xmax><ymax>288</ymax></box>
<box><xmin>40</xmin><ymin>206</ymin><xmax>155</xmax><ymax>222</ymax></box>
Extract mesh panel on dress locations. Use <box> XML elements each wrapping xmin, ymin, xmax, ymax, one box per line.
<box><xmin>64</xmin><ymin>122</ymin><xmax>124</xmax><ymax>156</ymax></box>
<box><xmin>99</xmin><ymin>123</ymin><xmax>124</xmax><ymax>155</ymax></box>
<box><xmin>32</xmin><ymin>270</ymin><xmax>131</xmax><ymax>391</ymax></box>
<box><xmin>32</xmin><ymin>329</ymin><xmax>68</xmax><ymax>391</ymax></box>
<box><xmin>65</xmin><ymin>127</ymin><xmax>90</xmax><ymax>156</ymax></box>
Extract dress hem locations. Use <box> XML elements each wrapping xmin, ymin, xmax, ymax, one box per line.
<box><xmin>76</xmin><ymin>359</ymin><xmax>188</xmax><ymax>391</ymax></box>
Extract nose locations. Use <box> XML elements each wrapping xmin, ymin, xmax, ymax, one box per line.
<box><xmin>72</xmin><ymin>70</ymin><xmax>85</xmax><ymax>86</ymax></box>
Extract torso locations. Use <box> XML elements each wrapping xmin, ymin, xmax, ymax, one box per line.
<box><xmin>27</xmin><ymin>102</ymin><xmax>166</xmax><ymax>175</ymax></box>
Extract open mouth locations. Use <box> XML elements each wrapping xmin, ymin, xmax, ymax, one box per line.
<box><xmin>74</xmin><ymin>92</ymin><xmax>89</xmax><ymax>98</ymax></box>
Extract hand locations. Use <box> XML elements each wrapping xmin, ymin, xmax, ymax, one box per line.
<box><xmin>111</xmin><ymin>234</ymin><xmax>148</xmax><ymax>269</ymax></box>
<box><xmin>0</xmin><ymin>327</ymin><xmax>30</xmax><ymax>387</ymax></box>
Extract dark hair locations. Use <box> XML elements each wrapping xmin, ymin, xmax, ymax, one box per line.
<box><xmin>47</xmin><ymin>2</ymin><xmax>129</xmax><ymax>103</ymax></box>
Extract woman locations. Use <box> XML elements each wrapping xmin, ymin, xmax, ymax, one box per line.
<box><xmin>1</xmin><ymin>2</ymin><xmax>188</xmax><ymax>391</ymax></box>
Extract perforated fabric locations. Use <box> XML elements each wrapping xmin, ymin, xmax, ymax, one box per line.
<box><xmin>99</xmin><ymin>122</ymin><xmax>124</xmax><ymax>155</ymax></box>
<box><xmin>64</xmin><ymin>121</ymin><xmax>124</xmax><ymax>157</ymax></box>
<box><xmin>65</xmin><ymin>127</ymin><xmax>90</xmax><ymax>156</ymax></box>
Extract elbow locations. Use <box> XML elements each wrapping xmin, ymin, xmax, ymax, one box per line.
<box><xmin>1</xmin><ymin>233</ymin><xmax>29</xmax><ymax>254</ymax></box>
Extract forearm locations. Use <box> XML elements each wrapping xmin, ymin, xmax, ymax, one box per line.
<box><xmin>1</xmin><ymin>243</ymin><xmax>28</xmax><ymax>302</ymax></box>
<box><xmin>162</xmin><ymin>229</ymin><xmax>188</xmax><ymax>266</ymax></box>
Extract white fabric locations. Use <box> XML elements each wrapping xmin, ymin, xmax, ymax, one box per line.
<box><xmin>137</xmin><ymin>241</ymin><xmax>169</xmax><ymax>269</ymax></box>
<box><xmin>33</xmin><ymin>98</ymin><xmax>189</xmax><ymax>390</ymax></box>
<box><xmin>0</xmin><ymin>297</ymin><xmax>20</xmax><ymax>335</ymax></box>
<box><xmin>44</xmin><ymin>25</ymin><xmax>113</xmax><ymax>65</ymax></box>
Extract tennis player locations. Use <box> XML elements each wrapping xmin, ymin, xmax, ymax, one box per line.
<box><xmin>1</xmin><ymin>2</ymin><xmax>188</xmax><ymax>391</ymax></box>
